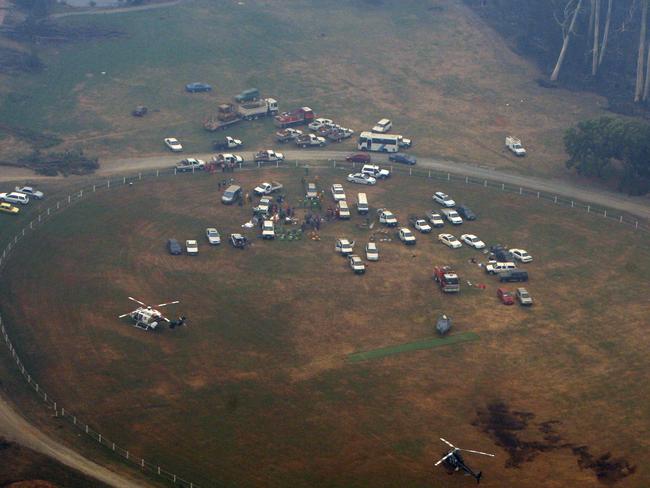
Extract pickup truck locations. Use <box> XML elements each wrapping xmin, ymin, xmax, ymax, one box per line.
<box><xmin>361</xmin><ymin>164</ymin><xmax>390</xmax><ymax>179</ymax></box>
<box><xmin>262</xmin><ymin>220</ymin><xmax>275</xmax><ymax>239</ymax></box>
<box><xmin>176</xmin><ymin>158</ymin><xmax>205</xmax><ymax>172</ymax></box>
<box><xmin>254</xmin><ymin>181</ymin><xmax>283</xmax><ymax>196</ymax></box>
<box><xmin>254</xmin><ymin>150</ymin><xmax>285</xmax><ymax>163</ymax></box>
<box><xmin>295</xmin><ymin>133</ymin><xmax>326</xmax><ymax>147</ymax></box>
<box><xmin>14</xmin><ymin>186</ymin><xmax>44</xmax><ymax>199</ymax></box>
<box><xmin>274</xmin><ymin>107</ymin><xmax>315</xmax><ymax>128</ymax></box>
<box><xmin>377</xmin><ymin>208</ymin><xmax>398</xmax><ymax>227</ymax></box>
<box><xmin>213</xmin><ymin>136</ymin><xmax>243</xmax><ymax>150</ymax></box>
<box><xmin>441</xmin><ymin>208</ymin><xmax>463</xmax><ymax>225</ymax></box>
<box><xmin>506</xmin><ymin>136</ymin><xmax>526</xmax><ymax>156</ymax></box>
<box><xmin>409</xmin><ymin>216</ymin><xmax>432</xmax><ymax>233</ymax></box>
<box><xmin>275</xmin><ymin>128</ymin><xmax>303</xmax><ymax>142</ymax></box>
<box><xmin>212</xmin><ymin>153</ymin><xmax>243</xmax><ymax>165</ymax></box>
<box><xmin>433</xmin><ymin>266</ymin><xmax>460</xmax><ymax>293</ymax></box>
<box><xmin>254</xmin><ymin>197</ymin><xmax>272</xmax><ymax>215</ymax></box>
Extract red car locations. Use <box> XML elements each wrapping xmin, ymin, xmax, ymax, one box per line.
<box><xmin>497</xmin><ymin>288</ymin><xmax>515</xmax><ymax>305</ymax></box>
<box><xmin>346</xmin><ymin>153</ymin><xmax>371</xmax><ymax>164</ymax></box>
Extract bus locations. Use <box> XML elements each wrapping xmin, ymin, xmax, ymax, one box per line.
<box><xmin>357</xmin><ymin>131</ymin><xmax>410</xmax><ymax>153</ymax></box>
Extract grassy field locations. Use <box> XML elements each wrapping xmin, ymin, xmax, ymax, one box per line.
<box><xmin>0</xmin><ymin>0</ymin><xmax>608</xmax><ymax>178</ymax></box>
<box><xmin>0</xmin><ymin>166</ymin><xmax>648</xmax><ymax>487</ymax></box>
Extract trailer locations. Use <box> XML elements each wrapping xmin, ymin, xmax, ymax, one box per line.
<box><xmin>236</xmin><ymin>98</ymin><xmax>278</xmax><ymax>120</ymax></box>
<box><xmin>274</xmin><ymin>107</ymin><xmax>315</xmax><ymax>128</ymax></box>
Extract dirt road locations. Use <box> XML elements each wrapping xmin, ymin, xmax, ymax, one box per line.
<box><xmin>0</xmin><ymin>395</ymin><xmax>147</xmax><ymax>487</ymax></box>
<box><xmin>95</xmin><ymin>150</ymin><xmax>650</xmax><ymax>220</ymax></box>
<box><xmin>50</xmin><ymin>0</ymin><xmax>188</xmax><ymax>19</ymax></box>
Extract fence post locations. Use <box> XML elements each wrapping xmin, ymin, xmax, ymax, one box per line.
<box><xmin>123</xmin><ymin>177</ymin><xmax>126</xmax><ymax>184</ymax></box>
<box><xmin>571</xmin><ymin>201</ymin><xmax>574</xmax><ymax>208</ymax></box>
<box><xmin>107</xmin><ymin>180</ymin><xmax>110</xmax><ymax>188</ymax></box>
<box><xmin>409</xmin><ymin>167</ymin><xmax>412</xmax><ymax>176</ymax></box>
<box><xmin>604</xmin><ymin>210</ymin><xmax>607</xmax><ymax>218</ymax></box>
<box><xmin>139</xmin><ymin>172</ymin><xmax>142</xmax><ymax>180</ymax></box>
<box><xmin>537</xmin><ymin>191</ymin><xmax>540</xmax><ymax>199</ymax></box>
<box><xmin>519</xmin><ymin>187</ymin><xmax>522</xmax><ymax>195</ymax></box>
<box><xmin>93</xmin><ymin>184</ymin><xmax>96</xmax><ymax>192</ymax></box>
<box><xmin>428</xmin><ymin>170</ymin><xmax>431</xmax><ymax>178</ymax></box>
<box><xmin>156</xmin><ymin>170</ymin><xmax>159</xmax><ymax>177</ymax></box>
<box><xmin>67</xmin><ymin>195</ymin><xmax>71</xmax><ymax>204</ymax></box>
<box><xmin>501</xmin><ymin>183</ymin><xmax>505</xmax><ymax>191</ymax></box>
<box><xmin>636</xmin><ymin>220</ymin><xmax>639</xmax><ymax>229</ymax></box>
<box><xmin>174</xmin><ymin>168</ymin><xmax>177</xmax><ymax>175</ymax></box>
<box><xmin>79</xmin><ymin>190</ymin><xmax>83</xmax><ymax>198</ymax></box>
<box><xmin>465</xmin><ymin>176</ymin><xmax>468</xmax><ymax>184</ymax></box>
<box><xmin>619</xmin><ymin>215</ymin><xmax>623</xmax><ymax>223</ymax></box>
<box><xmin>587</xmin><ymin>205</ymin><xmax>590</xmax><ymax>213</ymax></box>
<box><xmin>99</xmin><ymin>434</ymin><xmax>102</xmax><ymax>443</ymax></box>
<box><xmin>483</xmin><ymin>180</ymin><xmax>487</xmax><ymax>187</ymax></box>
<box><xmin>447</xmin><ymin>173</ymin><xmax>450</xmax><ymax>181</ymax></box>
<box><xmin>554</xmin><ymin>196</ymin><xmax>557</xmax><ymax>204</ymax></box>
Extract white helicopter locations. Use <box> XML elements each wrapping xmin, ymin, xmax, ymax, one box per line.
<box><xmin>434</xmin><ymin>437</ymin><xmax>495</xmax><ymax>484</ymax></box>
<box><xmin>118</xmin><ymin>297</ymin><xmax>185</xmax><ymax>331</ymax></box>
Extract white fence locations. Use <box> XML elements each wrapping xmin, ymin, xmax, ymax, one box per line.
<box><xmin>0</xmin><ymin>160</ymin><xmax>647</xmax><ymax>488</ymax></box>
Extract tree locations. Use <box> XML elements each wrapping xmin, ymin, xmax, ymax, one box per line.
<box><xmin>598</xmin><ymin>0</ymin><xmax>613</xmax><ymax>67</ymax></box>
<box><xmin>592</xmin><ymin>0</ymin><xmax>601</xmax><ymax>75</ymax></box>
<box><xmin>551</xmin><ymin>0</ymin><xmax>585</xmax><ymax>81</ymax></box>
<box><xmin>634</xmin><ymin>0</ymin><xmax>648</xmax><ymax>102</ymax></box>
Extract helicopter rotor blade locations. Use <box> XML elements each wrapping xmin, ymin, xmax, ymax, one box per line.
<box><xmin>434</xmin><ymin>452</ymin><xmax>454</xmax><ymax>467</ymax></box>
<box><xmin>440</xmin><ymin>438</ymin><xmax>456</xmax><ymax>449</ymax></box>
<box><xmin>458</xmin><ymin>449</ymin><xmax>495</xmax><ymax>458</ymax></box>
<box><xmin>155</xmin><ymin>300</ymin><xmax>180</xmax><ymax>308</ymax></box>
<box><xmin>160</xmin><ymin>316</ymin><xmax>171</xmax><ymax>322</ymax></box>
<box><xmin>128</xmin><ymin>297</ymin><xmax>147</xmax><ymax>307</ymax></box>
<box><xmin>118</xmin><ymin>311</ymin><xmax>136</xmax><ymax>319</ymax></box>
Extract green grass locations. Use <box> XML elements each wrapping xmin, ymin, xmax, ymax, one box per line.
<box><xmin>347</xmin><ymin>332</ymin><xmax>479</xmax><ymax>362</ymax></box>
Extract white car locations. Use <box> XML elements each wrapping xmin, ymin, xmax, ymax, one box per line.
<box><xmin>433</xmin><ymin>191</ymin><xmax>455</xmax><ymax>207</ymax></box>
<box><xmin>366</xmin><ymin>242</ymin><xmax>379</xmax><ymax>261</ymax></box>
<box><xmin>378</xmin><ymin>209</ymin><xmax>398</xmax><ymax>227</ymax></box>
<box><xmin>218</xmin><ymin>153</ymin><xmax>244</xmax><ymax>165</ymax></box>
<box><xmin>206</xmin><ymin>228</ymin><xmax>221</xmax><ymax>245</ymax></box>
<box><xmin>361</xmin><ymin>164</ymin><xmax>390</xmax><ymax>179</ymax></box>
<box><xmin>262</xmin><ymin>220</ymin><xmax>275</xmax><ymax>239</ymax></box>
<box><xmin>438</xmin><ymin>233</ymin><xmax>462</xmax><ymax>249</ymax></box>
<box><xmin>186</xmin><ymin>239</ymin><xmax>199</xmax><ymax>255</ymax></box>
<box><xmin>398</xmin><ymin>227</ymin><xmax>417</xmax><ymax>245</ymax></box>
<box><xmin>164</xmin><ymin>137</ymin><xmax>183</xmax><ymax>152</ymax></box>
<box><xmin>441</xmin><ymin>208</ymin><xmax>463</xmax><ymax>225</ymax></box>
<box><xmin>347</xmin><ymin>173</ymin><xmax>376</xmax><ymax>185</ymax></box>
<box><xmin>309</xmin><ymin>118</ymin><xmax>333</xmax><ymax>131</ymax></box>
<box><xmin>335</xmin><ymin>238</ymin><xmax>354</xmax><ymax>255</ymax></box>
<box><xmin>331</xmin><ymin>184</ymin><xmax>346</xmax><ymax>201</ymax></box>
<box><xmin>461</xmin><ymin>234</ymin><xmax>485</xmax><ymax>249</ymax></box>
<box><xmin>429</xmin><ymin>212</ymin><xmax>445</xmax><ymax>227</ymax></box>
<box><xmin>15</xmin><ymin>186</ymin><xmax>44</xmax><ymax>199</ymax></box>
<box><xmin>0</xmin><ymin>192</ymin><xmax>29</xmax><ymax>205</ymax></box>
<box><xmin>413</xmin><ymin>219</ymin><xmax>432</xmax><ymax>233</ymax></box>
<box><xmin>348</xmin><ymin>255</ymin><xmax>366</xmax><ymax>274</ymax></box>
<box><xmin>510</xmin><ymin>248</ymin><xmax>533</xmax><ymax>263</ymax></box>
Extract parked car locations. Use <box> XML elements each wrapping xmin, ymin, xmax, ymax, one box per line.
<box><xmin>309</xmin><ymin>118</ymin><xmax>333</xmax><ymax>131</ymax></box>
<box><xmin>347</xmin><ymin>173</ymin><xmax>376</xmax><ymax>185</ymax></box>
<box><xmin>0</xmin><ymin>192</ymin><xmax>29</xmax><ymax>205</ymax></box>
<box><xmin>485</xmin><ymin>262</ymin><xmax>517</xmax><ymax>274</ymax></box>
<box><xmin>361</xmin><ymin>164</ymin><xmax>390</xmax><ymax>179</ymax></box>
<box><xmin>186</xmin><ymin>240</ymin><xmax>199</xmax><ymax>255</ymax></box>
<box><xmin>167</xmin><ymin>239</ymin><xmax>182</xmax><ymax>255</ymax></box>
<box><xmin>438</xmin><ymin>233</ymin><xmax>462</xmax><ymax>249</ymax></box>
<box><xmin>0</xmin><ymin>202</ymin><xmax>19</xmax><ymax>214</ymax></box>
<box><xmin>429</xmin><ymin>212</ymin><xmax>445</xmax><ymax>227</ymax></box>
<box><xmin>460</xmin><ymin>234</ymin><xmax>485</xmax><ymax>249</ymax></box>
<box><xmin>499</xmin><ymin>270</ymin><xmax>529</xmax><ymax>283</ymax></box>
<box><xmin>335</xmin><ymin>238</ymin><xmax>354</xmax><ymax>255</ymax></box>
<box><xmin>378</xmin><ymin>208</ymin><xmax>398</xmax><ymax>227</ymax></box>
<box><xmin>441</xmin><ymin>208</ymin><xmax>463</xmax><ymax>225</ymax></box>
<box><xmin>433</xmin><ymin>191</ymin><xmax>455</xmax><ymax>207</ymax></box>
<box><xmin>510</xmin><ymin>248</ymin><xmax>533</xmax><ymax>263</ymax></box>
<box><xmin>15</xmin><ymin>186</ymin><xmax>44</xmax><ymax>199</ymax></box>
<box><xmin>366</xmin><ymin>242</ymin><xmax>379</xmax><ymax>261</ymax></box>
<box><xmin>185</xmin><ymin>82</ymin><xmax>212</xmax><ymax>93</ymax></box>
<box><xmin>457</xmin><ymin>204</ymin><xmax>477</xmax><ymax>221</ymax></box>
<box><xmin>497</xmin><ymin>288</ymin><xmax>515</xmax><ymax>305</ymax></box>
<box><xmin>346</xmin><ymin>153</ymin><xmax>371</xmax><ymax>164</ymax></box>
<box><xmin>372</xmin><ymin>118</ymin><xmax>392</xmax><ymax>133</ymax></box>
<box><xmin>164</xmin><ymin>137</ymin><xmax>183</xmax><ymax>152</ymax></box>
<box><xmin>206</xmin><ymin>228</ymin><xmax>221</xmax><ymax>245</ymax></box>
<box><xmin>490</xmin><ymin>245</ymin><xmax>515</xmax><ymax>262</ymax></box>
<box><xmin>132</xmin><ymin>105</ymin><xmax>148</xmax><ymax>117</ymax></box>
<box><xmin>398</xmin><ymin>227</ymin><xmax>417</xmax><ymax>245</ymax></box>
<box><xmin>348</xmin><ymin>255</ymin><xmax>366</xmax><ymax>274</ymax></box>
<box><xmin>411</xmin><ymin>218</ymin><xmax>432</xmax><ymax>233</ymax></box>
<box><xmin>516</xmin><ymin>287</ymin><xmax>533</xmax><ymax>306</ymax></box>
<box><xmin>388</xmin><ymin>153</ymin><xmax>417</xmax><ymax>165</ymax></box>
<box><xmin>230</xmin><ymin>233</ymin><xmax>249</xmax><ymax>249</ymax></box>
<box><xmin>262</xmin><ymin>220</ymin><xmax>275</xmax><ymax>239</ymax></box>
<box><xmin>331</xmin><ymin>184</ymin><xmax>347</xmax><ymax>201</ymax></box>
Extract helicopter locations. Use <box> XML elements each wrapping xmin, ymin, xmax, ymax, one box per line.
<box><xmin>434</xmin><ymin>437</ymin><xmax>495</xmax><ymax>484</ymax></box>
<box><xmin>118</xmin><ymin>297</ymin><xmax>186</xmax><ymax>331</ymax></box>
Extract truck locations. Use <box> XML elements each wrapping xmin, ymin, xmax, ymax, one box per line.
<box><xmin>274</xmin><ymin>107</ymin><xmax>315</xmax><ymax>128</ymax></box>
<box><xmin>234</xmin><ymin>88</ymin><xmax>260</xmax><ymax>103</ymax></box>
<box><xmin>254</xmin><ymin>181</ymin><xmax>283</xmax><ymax>196</ymax></box>
<box><xmin>408</xmin><ymin>216</ymin><xmax>432</xmax><ymax>233</ymax></box>
<box><xmin>175</xmin><ymin>158</ymin><xmax>205</xmax><ymax>172</ymax></box>
<box><xmin>212</xmin><ymin>153</ymin><xmax>243</xmax><ymax>165</ymax></box>
<box><xmin>377</xmin><ymin>208</ymin><xmax>398</xmax><ymax>227</ymax></box>
<box><xmin>505</xmin><ymin>136</ymin><xmax>526</xmax><ymax>157</ymax></box>
<box><xmin>254</xmin><ymin>150</ymin><xmax>285</xmax><ymax>163</ymax></box>
<box><xmin>433</xmin><ymin>266</ymin><xmax>460</xmax><ymax>293</ymax></box>
<box><xmin>236</xmin><ymin>98</ymin><xmax>278</xmax><ymax>120</ymax></box>
<box><xmin>295</xmin><ymin>133</ymin><xmax>326</xmax><ymax>147</ymax></box>
<box><xmin>213</xmin><ymin>136</ymin><xmax>243</xmax><ymax>150</ymax></box>
<box><xmin>204</xmin><ymin>103</ymin><xmax>243</xmax><ymax>132</ymax></box>
<box><xmin>262</xmin><ymin>220</ymin><xmax>275</xmax><ymax>239</ymax></box>
<box><xmin>275</xmin><ymin>128</ymin><xmax>303</xmax><ymax>143</ymax></box>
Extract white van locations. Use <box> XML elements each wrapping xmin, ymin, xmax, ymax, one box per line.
<box><xmin>337</xmin><ymin>200</ymin><xmax>351</xmax><ymax>219</ymax></box>
<box><xmin>0</xmin><ymin>192</ymin><xmax>30</xmax><ymax>205</ymax></box>
<box><xmin>357</xmin><ymin>193</ymin><xmax>368</xmax><ymax>215</ymax></box>
<box><xmin>221</xmin><ymin>185</ymin><xmax>242</xmax><ymax>205</ymax></box>
<box><xmin>372</xmin><ymin>118</ymin><xmax>392</xmax><ymax>133</ymax></box>
<box><xmin>485</xmin><ymin>262</ymin><xmax>517</xmax><ymax>275</ymax></box>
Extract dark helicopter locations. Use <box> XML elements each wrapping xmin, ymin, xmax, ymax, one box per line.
<box><xmin>434</xmin><ymin>437</ymin><xmax>495</xmax><ymax>484</ymax></box>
